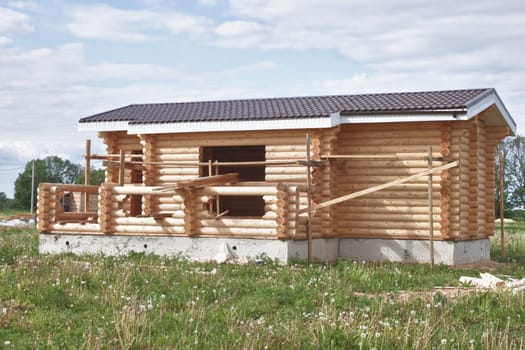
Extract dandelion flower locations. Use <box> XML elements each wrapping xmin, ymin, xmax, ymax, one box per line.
<box><xmin>441</xmin><ymin>339</ymin><xmax>447</xmax><ymax>345</ymax></box>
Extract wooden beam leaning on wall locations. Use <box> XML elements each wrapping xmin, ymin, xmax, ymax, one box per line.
<box><xmin>299</xmin><ymin>161</ymin><xmax>458</xmax><ymax>214</ymax></box>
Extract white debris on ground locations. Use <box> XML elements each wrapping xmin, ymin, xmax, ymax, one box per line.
<box><xmin>459</xmin><ymin>272</ymin><xmax>525</xmax><ymax>294</ymax></box>
<box><xmin>0</xmin><ymin>218</ymin><xmax>35</xmax><ymax>228</ymax></box>
<box><xmin>192</xmin><ymin>243</ymin><xmax>247</xmax><ymax>264</ymax></box>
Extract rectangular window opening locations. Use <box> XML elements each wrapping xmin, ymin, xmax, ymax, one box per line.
<box><xmin>201</xmin><ymin>145</ymin><xmax>265</xmax><ymax>217</ymax></box>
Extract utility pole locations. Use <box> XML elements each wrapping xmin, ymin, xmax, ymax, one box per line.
<box><xmin>30</xmin><ymin>160</ymin><xmax>35</xmax><ymax>215</ymax></box>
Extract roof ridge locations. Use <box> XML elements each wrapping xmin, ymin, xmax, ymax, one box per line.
<box><xmin>122</xmin><ymin>88</ymin><xmax>490</xmax><ymax>107</ymax></box>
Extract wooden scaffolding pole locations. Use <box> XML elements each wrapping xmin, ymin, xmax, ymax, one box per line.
<box><xmin>306</xmin><ymin>133</ymin><xmax>313</xmax><ymax>263</ymax></box>
<box><xmin>119</xmin><ymin>149</ymin><xmax>125</xmax><ymax>186</ymax></box>
<box><xmin>428</xmin><ymin>147</ymin><xmax>434</xmax><ymax>269</ymax></box>
<box><xmin>84</xmin><ymin>139</ymin><xmax>91</xmax><ymax>211</ymax></box>
<box><xmin>499</xmin><ymin>152</ymin><xmax>506</xmax><ymax>259</ymax></box>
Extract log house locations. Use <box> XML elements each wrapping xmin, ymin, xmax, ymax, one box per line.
<box><xmin>38</xmin><ymin>88</ymin><xmax>516</xmax><ymax>264</ymax></box>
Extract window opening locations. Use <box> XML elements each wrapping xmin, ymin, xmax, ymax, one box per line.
<box><xmin>201</xmin><ymin>145</ymin><xmax>265</xmax><ymax>217</ymax></box>
<box><xmin>130</xmin><ymin>150</ymin><xmax>143</xmax><ymax>217</ymax></box>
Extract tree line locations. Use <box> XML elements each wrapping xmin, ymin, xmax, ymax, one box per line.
<box><xmin>0</xmin><ymin>156</ymin><xmax>104</xmax><ymax>211</ymax></box>
<box><xmin>496</xmin><ymin>135</ymin><xmax>525</xmax><ymax>219</ymax></box>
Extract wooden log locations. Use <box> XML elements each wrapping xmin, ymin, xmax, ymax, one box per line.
<box><xmin>199</xmin><ymin>186</ymin><xmax>278</xmax><ymax>196</ymax></box>
<box><xmin>112</xmin><ymin>217</ymin><xmax>185</xmax><ymax>226</ymax></box>
<box><xmin>50</xmin><ymin>223</ymin><xmax>100</xmax><ymax>232</ymax></box>
<box><xmin>198</xmin><ymin>226</ymin><xmax>277</xmax><ymax>236</ymax></box>
<box><xmin>112</xmin><ymin>225</ymin><xmax>186</xmax><ymax>234</ymax></box>
<box><xmin>197</xmin><ymin>218</ymin><xmax>277</xmax><ymax>228</ymax></box>
<box><xmin>336</xmin><ymin>220</ymin><xmax>441</xmax><ymax>230</ymax></box>
<box><xmin>56</xmin><ymin>212</ymin><xmax>98</xmax><ymax>221</ymax></box>
<box><xmin>343</xmin><ymin>213</ymin><xmax>442</xmax><ymax>222</ymax></box>
<box><xmin>152</xmin><ymin>168</ymin><xmax>200</xmax><ymax>175</ymax></box>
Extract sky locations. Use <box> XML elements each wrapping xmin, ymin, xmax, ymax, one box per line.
<box><xmin>0</xmin><ymin>0</ymin><xmax>524</xmax><ymax>198</ymax></box>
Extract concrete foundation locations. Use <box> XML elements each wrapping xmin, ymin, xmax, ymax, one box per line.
<box><xmin>338</xmin><ymin>238</ymin><xmax>490</xmax><ymax>265</ymax></box>
<box><xmin>39</xmin><ymin>233</ymin><xmax>490</xmax><ymax>265</ymax></box>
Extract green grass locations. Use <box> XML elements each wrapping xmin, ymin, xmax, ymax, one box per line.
<box><xmin>0</xmin><ymin>210</ymin><xmax>31</xmax><ymax>220</ymax></box>
<box><xmin>1</xmin><ymin>227</ymin><xmax>524</xmax><ymax>349</ymax></box>
<box><xmin>492</xmin><ymin>221</ymin><xmax>525</xmax><ymax>264</ymax></box>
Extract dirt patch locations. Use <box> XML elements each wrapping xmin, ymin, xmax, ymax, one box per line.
<box><xmin>449</xmin><ymin>259</ymin><xmax>504</xmax><ymax>271</ymax></box>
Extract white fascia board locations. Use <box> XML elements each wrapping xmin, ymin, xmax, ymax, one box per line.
<box><xmin>466</xmin><ymin>91</ymin><xmax>517</xmax><ymax>134</ymax></box>
<box><xmin>78</xmin><ymin>121</ymin><xmax>129</xmax><ymax>132</ymax></box>
<box><xmin>340</xmin><ymin>114</ymin><xmax>457</xmax><ymax>124</ymax></box>
<box><xmin>126</xmin><ymin>113</ymin><xmax>341</xmax><ymax>134</ymax></box>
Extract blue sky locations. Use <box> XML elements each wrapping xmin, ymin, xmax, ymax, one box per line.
<box><xmin>0</xmin><ymin>0</ymin><xmax>524</xmax><ymax>197</ymax></box>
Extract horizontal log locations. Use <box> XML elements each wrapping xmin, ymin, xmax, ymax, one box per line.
<box><xmin>112</xmin><ymin>217</ymin><xmax>185</xmax><ymax>226</ymax></box>
<box><xmin>342</xmin><ymin>213</ymin><xmax>442</xmax><ymax>222</ymax></box>
<box><xmin>198</xmin><ymin>186</ymin><xmax>278</xmax><ymax>196</ymax></box>
<box><xmin>334</xmin><ymin>228</ymin><xmax>440</xmax><ymax>238</ymax></box>
<box><xmin>198</xmin><ymin>226</ymin><xmax>276</xmax><ymax>236</ymax></box>
<box><xmin>339</xmin><ymin>129</ymin><xmax>440</xmax><ymax>140</ymax></box>
<box><xmin>198</xmin><ymin>218</ymin><xmax>276</xmax><ymax>228</ymax></box>
<box><xmin>266</xmin><ymin>145</ymin><xmax>306</xmax><ymax>152</ymax></box>
<box><xmin>50</xmin><ymin>223</ymin><xmax>101</xmax><ymax>232</ymax></box>
<box><xmin>56</xmin><ymin>212</ymin><xmax>98</xmax><ymax>221</ymax></box>
<box><xmin>339</xmin><ymin>160</ymin><xmax>437</xmax><ymax>168</ymax></box>
<box><xmin>337</xmin><ymin>220</ymin><xmax>441</xmax><ymax>230</ymax></box>
<box><xmin>336</xmin><ymin>206</ymin><xmax>438</xmax><ymax>215</ymax></box>
<box><xmin>112</xmin><ymin>225</ymin><xmax>186</xmax><ymax>234</ymax></box>
<box><xmin>340</xmin><ymin>137</ymin><xmax>441</xmax><ymax>147</ymax></box>
<box><xmin>152</xmin><ymin>168</ymin><xmax>200</xmax><ymax>175</ymax></box>
<box><xmin>265</xmin><ymin>167</ymin><xmax>307</xmax><ymax>175</ymax></box>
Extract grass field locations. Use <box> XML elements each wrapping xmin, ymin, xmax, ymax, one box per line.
<box><xmin>1</xmin><ymin>224</ymin><xmax>524</xmax><ymax>349</ymax></box>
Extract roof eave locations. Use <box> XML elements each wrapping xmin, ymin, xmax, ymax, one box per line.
<box><xmin>465</xmin><ymin>89</ymin><xmax>517</xmax><ymax>134</ymax></box>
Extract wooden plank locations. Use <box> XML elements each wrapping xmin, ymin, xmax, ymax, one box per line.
<box><xmin>103</xmin><ymin>160</ymin><xmax>144</xmax><ymax>171</ymax></box>
<box><xmin>299</xmin><ymin>161</ymin><xmax>458</xmax><ymax>214</ymax></box>
<box><xmin>156</xmin><ymin>173</ymin><xmax>239</xmax><ymax>191</ymax></box>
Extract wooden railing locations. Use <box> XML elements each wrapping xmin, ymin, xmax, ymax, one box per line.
<box><xmin>37</xmin><ymin>183</ymin><xmax>99</xmax><ymax>232</ymax></box>
<box><xmin>38</xmin><ymin>181</ymin><xmax>308</xmax><ymax>239</ymax></box>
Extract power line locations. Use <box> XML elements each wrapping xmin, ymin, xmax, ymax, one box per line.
<box><xmin>0</xmin><ymin>167</ymin><xmax>25</xmax><ymax>172</ymax></box>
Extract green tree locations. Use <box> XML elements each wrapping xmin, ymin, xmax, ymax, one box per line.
<box><xmin>506</xmin><ymin>135</ymin><xmax>525</xmax><ymax>209</ymax></box>
<box><xmin>14</xmin><ymin>156</ymin><xmax>83</xmax><ymax>210</ymax></box>
<box><xmin>75</xmin><ymin>168</ymin><xmax>105</xmax><ymax>185</ymax></box>
<box><xmin>495</xmin><ymin>137</ymin><xmax>513</xmax><ymax>218</ymax></box>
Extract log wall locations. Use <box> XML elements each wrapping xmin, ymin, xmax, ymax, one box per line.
<box><xmin>333</xmin><ymin>120</ymin><xmax>509</xmax><ymax>240</ymax></box>
<box><xmin>334</xmin><ymin>123</ymin><xmax>445</xmax><ymax>239</ymax></box>
<box><xmin>44</xmin><ymin>118</ymin><xmax>506</xmax><ymax>241</ymax></box>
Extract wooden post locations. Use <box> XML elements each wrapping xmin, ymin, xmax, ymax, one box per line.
<box><xmin>214</xmin><ymin>161</ymin><xmax>220</xmax><ymax>216</ymax></box>
<box><xmin>208</xmin><ymin>160</ymin><xmax>213</xmax><ymax>212</ymax></box>
<box><xmin>30</xmin><ymin>160</ymin><xmax>35</xmax><ymax>215</ymax></box>
<box><xmin>119</xmin><ymin>149</ymin><xmax>125</xmax><ymax>186</ymax></box>
<box><xmin>85</xmin><ymin>139</ymin><xmax>91</xmax><ymax>211</ymax></box>
<box><xmin>306</xmin><ymin>133</ymin><xmax>313</xmax><ymax>263</ymax></box>
<box><xmin>428</xmin><ymin>147</ymin><xmax>434</xmax><ymax>269</ymax></box>
<box><xmin>499</xmin><ymin>152</ymin><xmax>505</xmax><ymax>259</ymax></box>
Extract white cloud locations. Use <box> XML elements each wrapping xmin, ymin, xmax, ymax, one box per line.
<box><xmin>198</xmin><ymin>0</ymin><xmax>218</xmax><ymax>6</ymax></box>
<box><xmin>7</xmin><ymin>1</ymin><xmax>40</xmax><ymax>11</ymax></box>
<box><xmin>0</xmin><ymin>36</ymin><xmax>11</xmax><ymax>45</ymax></box>
<box><xmin>0</xmin><ymin>6</ymin><xmax>32</xmax><ymax>36</ymax></box>
<box><xmin>65</xmin><ymin>4</ymin><xmax>212</xmax><ymax>42</ymax></box>
<box><xmin>216</xmin><ymin>0</ymin><xmax>525</xmax><ymax>130</ymax></box>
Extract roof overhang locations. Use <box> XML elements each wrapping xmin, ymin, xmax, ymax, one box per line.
<box><xmin>78</xmin><ymin>89</ymin><xmax>516</xmax><ymax>135</ymax></box>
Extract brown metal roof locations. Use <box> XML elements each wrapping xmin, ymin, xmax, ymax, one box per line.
<box><xmin>79</xmin><ymin>88</ymin><xmax>493</xmax><ymax>125</ymax></box>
